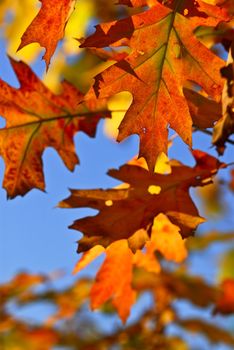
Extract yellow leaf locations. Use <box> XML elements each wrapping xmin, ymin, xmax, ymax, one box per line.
<box><xmin>151</xmin><ymin>214</ymin><xmax>188</xmax><ymax>263</ymax></box>
<box><xmin>73</xmin><ymin>245</ymin><xmax>105</xmax><ymax>274</ymax></box>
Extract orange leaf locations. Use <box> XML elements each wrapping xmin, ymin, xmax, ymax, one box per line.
<box><xmin>18</xmin><ymin>0</ymin><xmax>76</xmax><ymax>68</ymax></box>
<box><xmin>216</xmin><ymin>279</ymin><xmax>234</xmax><ymax>314</ymax></box>
<box><xmin>90</xmin><ymin>240</ymin><xmax>136</xmax><ymax>322</ymax></box>
<box><xmin>0</xmin><ymin>58</ymin><xmax>109</xmax><ymax>198</ymax></box>
<box><xmin>133</xmin><ymin>214</ymin><xmax>187</xmax><ymax>273</ymax></box>
<box><xmin>205</xmin><ymin>0</ymin><xmax>234</xmax><ymax>15</ymax></box>
<box><xmin>0</xmin><ymin>272</ymin><xmax>45</xmax><ymax>301</ymax></box>
<box><xmin>82</xmin><ymin>0</ymin><xmax>225</xmax><ymax>170</ymax></box>
<box><xmin>169</xmin><ymin>0</ymin><xmax>230</xmax><ymax>19</ymax></box>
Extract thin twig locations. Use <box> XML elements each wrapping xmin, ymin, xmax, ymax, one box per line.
<box><xmin>193</xmin><ymin>127</ymin><xmax>234</xmax><ymax>146</ymax></box>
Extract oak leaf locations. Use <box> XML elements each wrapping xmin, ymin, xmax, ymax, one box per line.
<box><xmin>117</xmin><ymin>0</ymin><xmax>152</xmax><ymax>6</ymax></box>
<box><xmin>0</xmin><ymin>58</ymin><xmax>109</xmax><ymax>198</ymax></box>
<box><xmin>204</xmin><ymin>0</ymin><xmax>234</xmax><ymax>15</ymax></box>
<box><xmin>132</xmin><ymin>215</ymin><xmax>187</xmax><ymax>274</ymax></box>
<box><xmin>133</xmin><ymin>241</ymin><xmax>161</xmax><ymax>273</ymax></box>
<box><xmin>72</xmin><ymin>214</ymin><xmax>187</xmax><ymax>321</ymax></box>
<box><xmin>73</xmin><ymin>245</ymin><xmax>105</xmax><ymax>275</ymax></box>
<box><xmin>82</xmin><ymin>0</ymin><xmax>225</xmax><ymax>170</ymax></box>
<box><xmin>60</xmin><ymin>151</ymin><xmax>225</xmax><ymax>249</ymax></box>
<box><xmin>73</xmin><ymin>241</ymin><xmax>136</xmax><ymax>321</ymax></box>
<box><xmin>18</xmin><ymin>0</ymin><xmax>76</xmax><ymax>68</ymax></box>
<box><xmin>90</xmin><ymin>240</ymin><xmax>136</xmax><ymax>322</ymax></box>
<box><xmin>164</xmin><ymin>0</ymin><xmax>230</xmax><ymax>19</ymax></box>
<box><xmin>184</xmin><ymin>88</ymin><xmax>221</xmax><ymax>129</ymax></box>
<box><xmin>119</xmin><ymin>0</ymin><xmax>231</xmax><ymax>18</ymax></box>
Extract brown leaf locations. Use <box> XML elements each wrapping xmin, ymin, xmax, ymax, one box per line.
<box><xmin>213</xmin><ymin>41</ymin><xmax>234</xmax><ymax>154</ymax></box>
<box><xmin>184</xmin><ymin>88</ymin><xmax>221</xmax><ymax>129</ymax></box>
<box><xmin>59</xmin><ymin>150</ymin><xmax>225</xmax><ymax>248</ymax></box>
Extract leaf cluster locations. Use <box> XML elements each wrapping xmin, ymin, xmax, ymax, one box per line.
<box><xmin>0</xmin><ymin>0</ymin><xmax>234</xmax><ymax>348</ymax></box>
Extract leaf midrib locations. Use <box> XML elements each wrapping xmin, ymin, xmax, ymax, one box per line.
<box><xmin>0</xmin><ymin>110</ymin><xmax>109</xmax><ymax>132</ymax></box>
